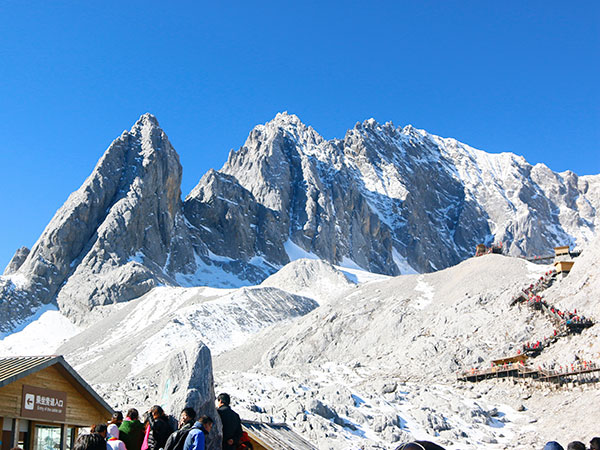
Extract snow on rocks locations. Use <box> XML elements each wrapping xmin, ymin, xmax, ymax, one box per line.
<box><xmin>0</xmin><ymin>304</ymin><xmax>81</xmax><ymax>354</ymax></box>
<box><xmin>260</xmin><ymin>258</ymin><xmax>354</xmax><ymax>304</ymax></box>
<box><xmin>213</xmin><ymin>251</ymin><xmax>598</xmax><ymax>449</ymax></box>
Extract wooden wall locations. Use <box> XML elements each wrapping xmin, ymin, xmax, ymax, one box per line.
<box><xmin>0</xmin><ymin>365</ymin><xmax>111</xmax><ymax>427</ymax></box>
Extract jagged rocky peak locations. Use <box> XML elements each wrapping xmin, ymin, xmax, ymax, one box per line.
<box><xmin>221</xmin><ymin>114</ymin><xmax>321</xmax><ymax>212</ymax></box>
<box><xmin>0</xmin><ymin>113</ymin><xmax>195</xmax><ymax>327</ymax></box>
<box><xmin>2</xmin><ymin>112</ymin><xmax>599</xmax><ymax>334</ymax></box>
<box><xmin>55</xmin><ymin>112</ymin><xmax>195</xmax><ymax>322</ymax></box>
<box><xmin>3</xmin><ymin>247</ymin><xmax>30</xmax><ymax>276</ymax></box>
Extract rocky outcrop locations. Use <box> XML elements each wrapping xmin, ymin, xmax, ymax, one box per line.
<box><xmin>3</xmin><ymin>247</ymin><xmax>30</xmax><ymax>276</ymax></box>
<box><xmin>183</xmin><ymin>170</ymin><xmax>284</xmax><ymax>283</ymax></box>
<box><xmin>157</xmin><ymin>344</ymin><xmax>222</xmax><ymax>450</ymax></box>
<box><xmin>0</xmin><ymin>114</ymin><xmax>197</xmax><ymax>328</ymax></box>
<box><xmin>192</xmin><ymin>113</ymin><xmax>599</xmax><ymax>274</ymax></box>
<box><xmin>1</xmin><ymin>112</ymin><xmax>598</xmax><ymax>333</ymax></box>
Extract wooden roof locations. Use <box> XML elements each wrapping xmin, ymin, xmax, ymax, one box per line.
<box><xmin>242</xmin><ymin>420</ymin><xmax>317</xmax><ymax>450</ymax></box>
<box><xmin>492</xmin><ymin>354</ymin><xmax>528</xmax><ymax>365</ymax></box>
<box><xmin>554</xmin><ymin>260</ymin><xmax>575</xmax><ymax>272</ymax></box>
<box><xmin>0</xmin><ymin>355</ymin><xmax>114</xmax><ymax>415</ymax></box>
<box><xmin>554</xmin><ymin>246</ymin><xmax>570</xmax><ymax>255</ymax></box>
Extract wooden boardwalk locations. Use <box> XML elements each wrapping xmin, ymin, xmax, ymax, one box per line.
<box><xmin>457</xmin><ymin>268</ymin><xmax>597</xmax><ymax>385</ymax></box>
<box><xmin>457</xmin><ymin>362</ymin><xmax>600</xmax><ymax>384</ymax></box>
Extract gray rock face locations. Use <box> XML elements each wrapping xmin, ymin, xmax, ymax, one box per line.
<box><xmin>0</xmin><ymin>114</ymin><xmax>197</xmax><ymax>329</ymax></box>
<box><xmin>1</xmin><ymin>112</ymin><xmax>598</xmax><ymax>333</ymax></box>
<box><xmin>3</xmin><ymin>247</ymin><xmax>30</xmax><ymax>276</ymax></box>
<box><xmin>158</xmin><ymin>344</ymin><xmax>222</xmax><ymax>450</ymax></box>
<box><xmin>191</xmin><ymin>113</ymin><xmax>599</xmax><ymax>276</ymax></box>
<box><xmin>184</xmin><ymin>170</ymin><xmax>284</xmax><ymax>283</ymax></box>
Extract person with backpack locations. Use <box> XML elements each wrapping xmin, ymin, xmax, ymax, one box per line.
<box><xmin>183</xmin><ymin>416</ymin><xmax>213</xmax><ymax>450</ymax></box>
<box><xmin>147</xmin><ymin>405</ymin><xmax>174</xmax><ymax>450</ymax></box>
<box><xmin>164</xmin><ymin>408</ymin><xmax>196</xmax><ymax>450</ymax></box>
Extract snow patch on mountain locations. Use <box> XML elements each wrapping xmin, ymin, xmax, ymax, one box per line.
<box><xmin>284</xmin><ymin>239</ymin><xmax>319</xmax><ymax>262</ymax></box>
<box><xmin>261</xmin><ymin>259</ymin><xmax>354</xmax><ymax>304</ymax></box>
<box><xmin>175</xmin><ymin>253</ymin><xmax>255</xmax><ymax>288</ymax></box>
<box><xmin>0</xmin><ymin>304</ymin><xmax>80</xmax><ymax>353</ymax></box>
<box><xmin>413</xmin><ymin>275</ymin><xmax>434</xmax><ymax>310</ymax></box>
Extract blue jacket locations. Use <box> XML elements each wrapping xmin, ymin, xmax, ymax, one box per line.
<box><xmin>182</xmin><ymin>422</ymin><xmax>205</xmax><ymax>450</ymax></box>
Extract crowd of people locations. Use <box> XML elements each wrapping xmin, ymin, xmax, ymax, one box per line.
<box><xmin>458</xmin><ymin>269</ymin><xmax>598</xmax><ymax>381</ymax></box>
<box><xmin>72</xmin><ymin>393</ymin><xmax>248</xmax><ymax>450</ymax></box>
<box><xmin>515</xmin><ymin>269</ymin><xmax>593</xmax><ymax>329</ymax></box>
<box><xmin>510</xmin><ymin>269</ymin><xmax>594</xmax><ymax>360</ymax></box>
<box><xmin>392</xmin><ymin>438</ymin><xmax>600</xmax><ymax>450</ymax></box>
<box><xmin>544</xmin><ymin>437</ymin><xmax>600</xmax><ymax>450</ymax></box>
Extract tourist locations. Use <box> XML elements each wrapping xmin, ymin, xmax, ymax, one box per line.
<box><xmin>165</xmin><ymin>407</ymin><xmax>197</xmax><ymax>450</ymax></box>
<box><xmin>74</xmin><ymin>434</ymin><xmax>108</xmax><ymax>450</ymax></box>
<box><xmin>543</xmin><ymin>442</ymin><xmax>564</xmax><ymax>450</ymax></box>
<box><xmin>394</xmin><ymin>441</ymin><xmax>445</xmax><ymax>450</ymax></box>
<box><xmin>589</xmin><ymin>437</ymin><xmax>600</xmax><ymax>450</ymax></box>
<box><xmin>216</xmin><ymin>393</ymin><xmax>243</xmax><ymax>450</ymax></box>
<box><xmin>91</xmin><ymin>424</ymin><xmax>112</xmax><ymax>450</ymax></box>
<box><xmin>147</xmin><ymin>405</ymin><xmax>174</xmax><ymax>450</ymax></box>
<box><xmin>119</xmin><ymin>409</ymin><xmax>145</xmax><ymax>450</ymax></box>
<box><xmin>183</xmin><ymin>415</ymin><xmax>214</xmax><ymax>450</ymax></box>
<box><xmin>566</xmin><ymin>442</ymin><xmax>585</xmax><ymax>450</ymax></box>
<box><xmin>107</xmin><ymin>424</ymin><xmax>127</xmax><ymax>450</ymax></box>
<box><xmin>109</xmin><ymin>412</ymin><xmax>124</xmax><ymax>427</ymax></box>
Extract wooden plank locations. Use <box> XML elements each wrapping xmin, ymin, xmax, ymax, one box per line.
<box><xmin>60</xmin><ymin>423</ymin><xmax>68</xmax><ymax>450</ymax></box>
<box><xmin>12</xmin><ymin>419</ymin><xmax>19</xmax><ymax>448</ymax></box>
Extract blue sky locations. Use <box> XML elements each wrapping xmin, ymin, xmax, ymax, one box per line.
<box><xmin>0</xmin><ymin>1</ymin><xmax>598</xmax><ymax>269</ymax></box>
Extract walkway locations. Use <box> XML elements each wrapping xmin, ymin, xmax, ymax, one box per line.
<box><xmin>458</xmin><ymin>269</ymin><xmax>596</xmax><ymax>385</ymax></box>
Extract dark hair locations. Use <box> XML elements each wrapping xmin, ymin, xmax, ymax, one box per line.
<box><xmin>74</xmin><ymin>434</ymin><xmax>107</xmax><ymax>450</ymax></box>
<box><xmin>199</xmin><ymin>416</ymin><xmax>213</xmax><ymax>425</ymax></box>
<box><xmin>199</xmin><ymin>415</ymin><xmax>213</xmax><ymax>434</ymax></box>
<box><xmin>395</xmin><ymin>442</ymin><xmax>446</xmax><ymax>450</ymax></box>
<box><xmin>109</xmin><ymin>412</ymin><xmax>123</xmax><ymax>424</ymax></box>
<box><xmin>217</xmin><ymin>393</ymin><xmax>231</xmax><ymax>406</ymax></box>
<box><xmin>150</xmin><ymin>405</ymin><xmax>164</xmax><ymax>417</ymax></box>
<box><xmin>591</xmin><ymin>438</ymin><xmax>600</xmax><ymax>450</ymax></box>
<box><xmin>567</xmin><ymin>442</ymin><xmax>586</xmax><ymax>450</ymax></box>
<box><xmin>127</xmin><ymin>408</ymin><xmax>139</xmax><ymax>420</ymax></box>
<box><xmin>92</xmin><ymin>424</ymin><xmax>107</xmax><ymax>435</ymax></box>
<box><xmin>181</xmin><ymin>407</ymin><xmax>196</xmax><ymax>422</ymax></box>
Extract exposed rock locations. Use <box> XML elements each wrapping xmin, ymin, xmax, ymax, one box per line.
<box><xmin>1</xmin><ymin>112</ymin><xmax>598</xmax><ymax>334</ymax></box>
<box><xmin>3</xmin><ymin>246</ymin><xmax>30</xmax><ymax>275</ymax></box>
<box><xmin>0</xmin><ymin>114</ymin><xmax>197</xmax><ymax>329</ymax></box>
<box><xmin>196</xmin><ymin>113</ymin><xmax>599</xmax><ymax>275</ymax></box>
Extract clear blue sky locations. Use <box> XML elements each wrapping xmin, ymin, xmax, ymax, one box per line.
<box><xmin>1</xmin><ymin>1</ymin><xmax>598</xmax><ymax>269</ymax></box>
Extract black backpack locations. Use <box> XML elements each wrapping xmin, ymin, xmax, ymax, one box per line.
<box><xmin>163</xmin><ymin>424</ymin><xmax>193</xmax><ymax>450</ymax></box>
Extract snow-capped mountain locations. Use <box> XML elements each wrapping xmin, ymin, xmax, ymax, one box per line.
<box><xmin>201</xmin><ymin>112</ymin><xmax>599</xmax><ymax>275</ymax></box>
<box><xmin>0</xmin><ymin>113</ymin><xmax>598</xmax><ymax>332</ymax></box>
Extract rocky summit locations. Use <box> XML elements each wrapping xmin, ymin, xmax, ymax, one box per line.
<box><xmin>0</xmin><ymin>113</ymin><xmax>598</xmax><ymax>332</ymax></box>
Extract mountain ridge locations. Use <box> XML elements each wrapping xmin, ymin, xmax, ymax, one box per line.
<box><xmin>0</xmin><ymin>112</ymin><xmax>598</xmax><ymax>332</ymax></box>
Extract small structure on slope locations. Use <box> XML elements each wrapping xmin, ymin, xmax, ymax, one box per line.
<box><xmin>241</xmin><ymin>419</ymin><xmax>318</xmax><ymax>450</ymax></box>
<box><xmin>475</xmin><ymin>243</ymin><xmax>503</xmax><ymax>257</ymax></box>
<box><xmin>553</xmin><ymin>245</ymin><xmax>576</xmax><ymax>276</ymax></box>
<box><xmin>491</xmin><ymin>354</ymin><xmax>528</xmax><ymax>366</ymax></box>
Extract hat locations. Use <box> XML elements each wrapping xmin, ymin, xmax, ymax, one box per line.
<box><xmin>107</xmin><ymin>424</ymin><xmax>120</xmax><ymax>439</ymax></box>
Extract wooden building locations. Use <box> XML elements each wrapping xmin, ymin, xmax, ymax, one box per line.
<box><xmin>0</xmin><ymin>355</ymin><xmax>114</xmax><ymax>450</ymax></box>
<box><xmin>553</xmin><ymin>246</ymin><xmax>570</xmax><ymax>259</ymax></box>
<box><xmin>475</xmin><ymin>244</ymin><xmax>487</xmax><ymax>256</ymax></box>
<box><xmin>241</xmin><ymin>420</ymin><xmax>317</xmax><ymax>450</ymax></box>
<box><xmin>554</xmin><ymin>260</ymin><xmax>575</xmax><ymax>274</ymax></box>
<box><xmin>491</xmin><ymin>354</ymin><xmax>528</xmax><ymax>366</ymax></box>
